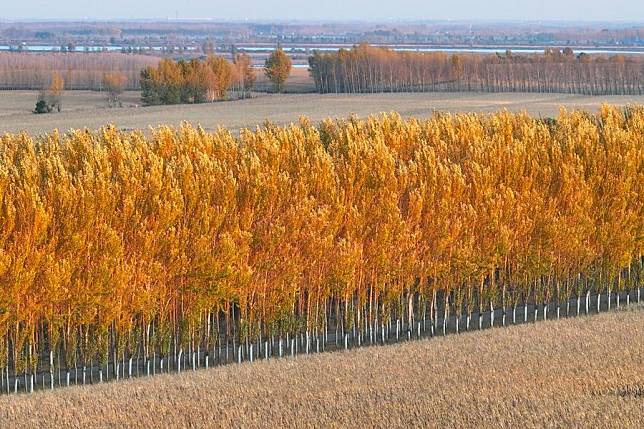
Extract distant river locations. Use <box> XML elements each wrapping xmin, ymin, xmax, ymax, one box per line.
<box><xmin>238</xmin><ymin>45</ymin><xmax>644</xmax><ymax>56</ymax></box>
<box><xmin>0</xmin><ymin>45</ymin><xmax>197</xmax><ymax>52</ymax></box>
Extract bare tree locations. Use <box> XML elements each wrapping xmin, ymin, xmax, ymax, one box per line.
<box><xmin>234</xmin><ymin>53</ymin><xmax>256</xmax><ymax>98</ymax></box>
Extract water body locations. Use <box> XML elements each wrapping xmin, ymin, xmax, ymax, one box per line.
<box><xmin>239</xmin><ymin>46</ymin><xmax>644</xmax><ymax>55</ymax></box>
<box><xmin>0</xmin><ymin>45</ymin><xmax>197</xmax><ymax>52</ymax></box>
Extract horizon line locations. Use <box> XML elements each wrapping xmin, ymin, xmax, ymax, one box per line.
<box><xmin>1</xmin><ymin>18</ymin><xmax>643</xmax><ymax>25</ymax></box>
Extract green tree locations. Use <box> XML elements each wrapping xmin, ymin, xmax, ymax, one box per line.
<box><xmin>157</xmin><ymin>59</ymin><xmax>182</xmax><ymax>105</ymax></box>
<box><xmin>34</xmin><ymin>98</ymin><xmax>51</xmax><ymax>114</ymax></box>
<box><xmin>140</xmin><ymin>68</ymin><xmax>160</xmax><ymax>106</ymax></box>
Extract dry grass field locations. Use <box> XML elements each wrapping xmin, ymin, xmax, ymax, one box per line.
<box><xmin>1</xmin><ymin>305</ymin><xmax>642</xmax><ymax>429</ymax></box>
<box><xmin>0</xmin><ymin>87</ymin><xmax>642</xmax><ymax>135</ymax></box>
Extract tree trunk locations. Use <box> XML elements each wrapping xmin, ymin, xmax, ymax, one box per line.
<box><xmin>490</xmin><ymin>303</ymin><xmax>495</xmax><ymax>328</ymax></box>
<box><xmin>513</xmin><ymin>306</ymin><xmax>517</xmax><ymax>324</ymax></box>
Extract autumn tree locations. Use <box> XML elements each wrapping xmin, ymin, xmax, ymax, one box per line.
<box><xmin>140</xmin><ymin>56</ymin><xmax>233</xmax><ymax>105</ymax></box>
<box><xmin>205</xmin><ymin>55</ymin><xmax>233</xmax><ymax>100</ymax></box>
<box><xmin>49</xmin><ymin>72</ymin><xmax>65</xmax><ymax>111</ymax></box>
<box><xmin>102</xmin><ymin>72</ymin><xmax>127</xmax><ymax>107</ymax></box>
<box><xmin>233</xmin><ymin>53</ymin><xmax>256</xmax><ymax>98</ymax></box>
<box><xmin>307</xmin><ymin>44</ymin><xmax>643</xmax><ymax>95</ymax></box>
<box><xmin>264</xmin><ymin>48</ymin><xmax>292</xmax><ymax>93</ymax></box>
<box><xmin>451</xmin><ymin>54</ymin><xmax>464</xmax><ymax>88</ymax></box>
<box><xmin>0</xmin><ymin>52</ymin><xmax>156</xmax><ymax>91</ymax></box>
<box><xmin>1</xmin><ymin>107</ymin><xmax>642</xmax><ymax>393</ymax></box>
<box><xmin>34</xmin><ymin>71</ymin><xmax>64</xmax><ymax>113</ymax></box>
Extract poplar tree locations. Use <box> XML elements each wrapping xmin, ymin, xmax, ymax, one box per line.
<box><xmin>264</xmin><ymin>48</ymin><xmax>292</xmax><ymax>93</ymax></box>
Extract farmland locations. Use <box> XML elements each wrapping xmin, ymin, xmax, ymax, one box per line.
<box><xmin>1</xmin><ymin>88</ymin><xmax>643</xmax><ymax>135</ymax></box>
<box><xmin>1</xmin><ymin>8</ymin><xmax>643</xmax><ymax>429</ymax></box>
<box><xmin>0</xmin><ymin>304</ymin><xmax>642</xmax><ymax>428</ymax></box>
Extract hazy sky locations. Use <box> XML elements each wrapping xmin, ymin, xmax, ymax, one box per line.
<box><xmin>2</xmin><ymin>0</ymin><xmax>643</xmax><ymax>22</ymax></box>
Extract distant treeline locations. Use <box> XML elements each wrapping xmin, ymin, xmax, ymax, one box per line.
<box><xmin>0</xmin><ymin>52</ymin><xmax>158</xmax><ymax>90</ymax></box>
<box><xmin>308</xmin><ymin>44</ymin><xmax>644</xmax><ymax>95</ymax></box>
<box><xmin>140</xmin><ymin>54</ymin><xmax>255</xmax><ymax>105</ymax></box>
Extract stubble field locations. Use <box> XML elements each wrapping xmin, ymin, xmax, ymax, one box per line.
<box><xmin>1</xmin><ymin>305</ymin><xmax>642</xmax><ymax>429</ymax></box>
<box><xmin>1</xmin><ymin>86</ymin><xmax>642</xmax><ymax>135</ymax></box>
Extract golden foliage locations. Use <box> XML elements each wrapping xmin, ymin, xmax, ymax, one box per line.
<box><xmin>0</xmin><ymin>106</ymin><xmax>642</xmax><ymax>381</ymax></box>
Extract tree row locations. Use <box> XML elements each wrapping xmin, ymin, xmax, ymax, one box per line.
<box><xmin>0</xmin><ymin>106</ymin><xmax>642</xmax><ymax>392</ymax></box>
<box><xmin>308</xmin><ymin>44</ymin><xmax>644</xmax><ymax>95</ymax></box>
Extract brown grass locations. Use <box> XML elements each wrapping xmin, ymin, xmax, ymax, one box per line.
<box><xmin>1</xmin><ymin>90</ymin><xmax>643</xmax><ymax>135</ymax></box>
<box><xmin>1</xmin><ymin>306</ymin><xmax>642</xmax><ymax>429</ymax></box>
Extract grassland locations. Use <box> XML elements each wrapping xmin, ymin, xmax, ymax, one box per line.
<box><xmin>1</xmin><ymin>305</ymin><xmax>641</xmax><ymax>429</ymax></box>
<box><xmin>1</xmin><ymin>86</ymin><xmax>642</xmax><ymax>135</ymax></box>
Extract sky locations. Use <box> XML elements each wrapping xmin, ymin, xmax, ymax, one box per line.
<box><xmin>2</xmin><ymin>0</ymin><xmax>643</xmax><ymax>22</ymax></box>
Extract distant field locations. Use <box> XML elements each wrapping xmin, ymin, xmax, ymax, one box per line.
<box><xmin>1</xmin><ymin>305</ymin><xmax>641</xmax><ymax>428</ymax></box>
<box><xmin>1</xmin><ymin>88</ymin><xmax>642</xmax><ymax>135</ymax></box>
